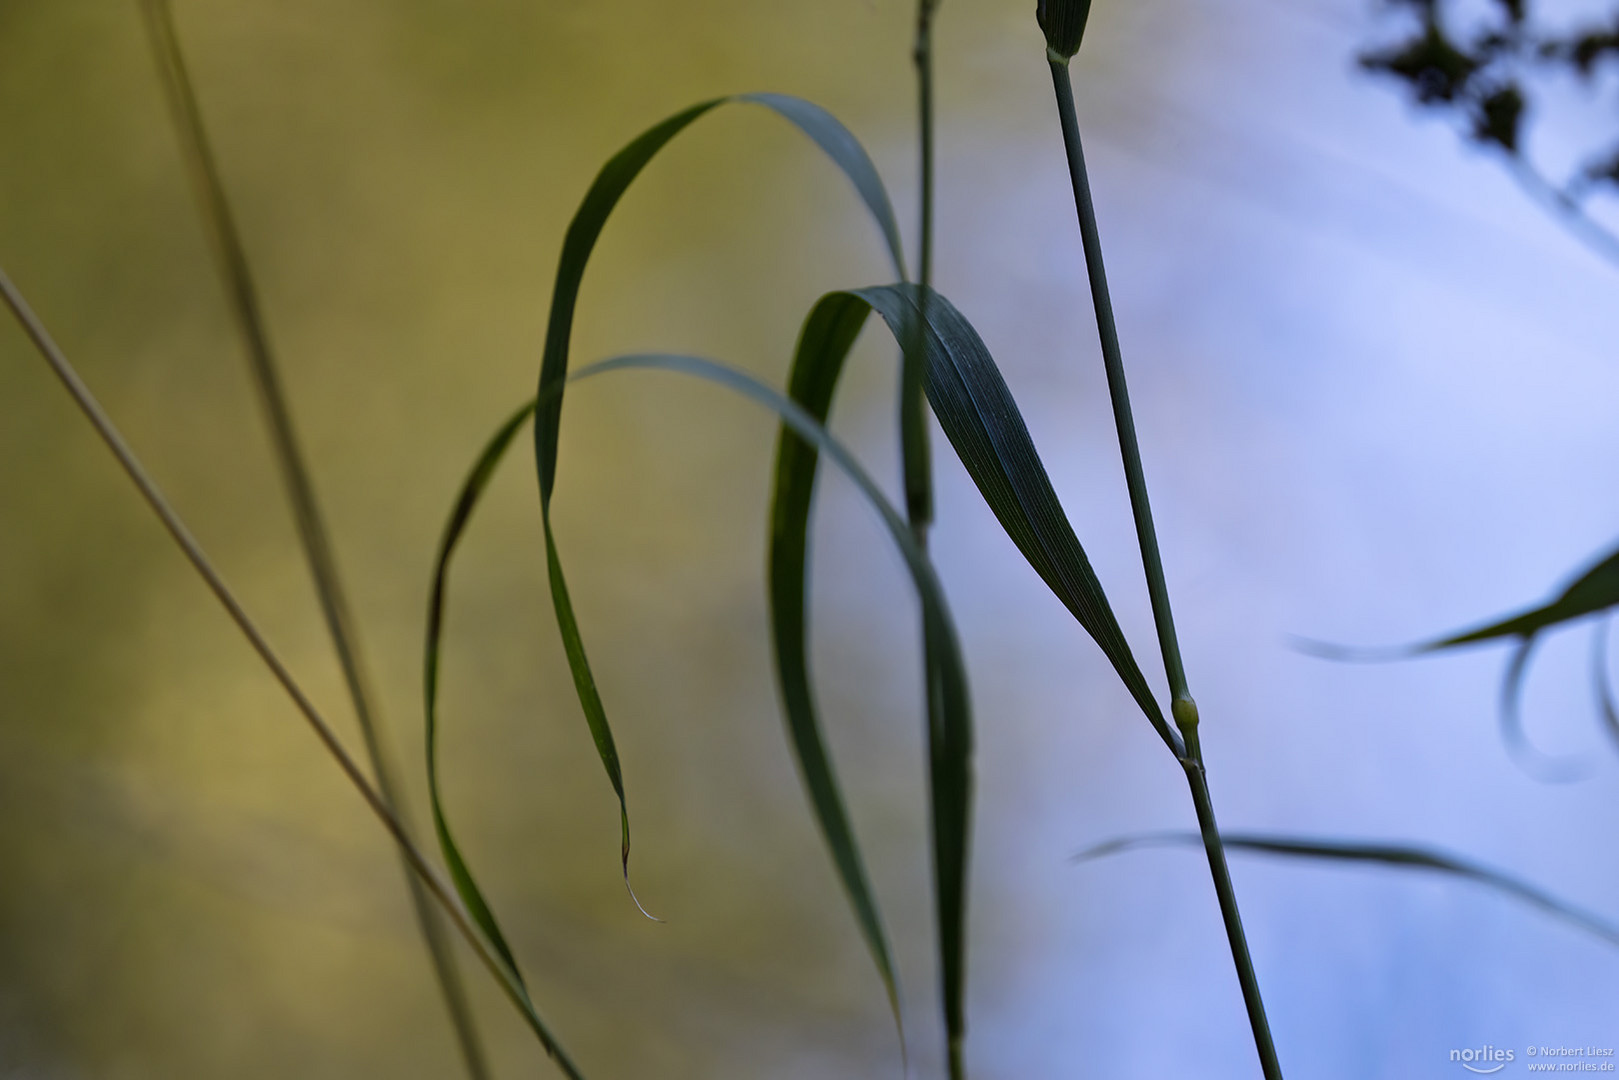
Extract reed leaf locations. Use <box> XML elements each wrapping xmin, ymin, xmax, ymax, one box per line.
<box><xmin>1301</xmin><ymin>542</ymin><xmax>1619</xmax><ymax>660</ymax></box>
<box><xmin>426</xmin><ymin>354</ymin><xmax>971</xmax><ymax>1068</ymax></box>
<box><xmin>532</xmin><ymin>93</ymin><xmax>905</xmax><ymax>917</ymax></box>
<box><xmin>1591</xmin><ymin>618</ymin><xmax>1619</xmax><ymax>751</ymax></box>
<box><xmin>1075</xmin><ymin>831</ymin><xmax>1619</xmax><ymax>949</ymax></box>
<box><xmin>772</xmin><ymin>281</ymin><xmax>1185</xmax><ymax>1060</ymax></box>
<box><xmin>1299</xmin><ymin>541</ymin><xmax>1619</xmax><ymax>775</ymax></box>
<box><xmin>775</xmin><ymin>285</ymin><xmax>1173</xmax><ymax>752</ymax></box>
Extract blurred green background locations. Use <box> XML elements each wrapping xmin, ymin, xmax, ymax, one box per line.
<box><xmin>4</xmin><ymin>1</ymin><xmax>1618</xmax><ymax>1077</ymax></box>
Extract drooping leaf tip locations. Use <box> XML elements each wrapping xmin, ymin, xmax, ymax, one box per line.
<box><xmin>624</xmin><ymin>871</ymin><xmax>665</xmax><ymax>924</ymax></box>
<box><xmin>1038</xmin><ymin>0</ymin><xmax>1092</xmax><ymax>61</ymax></box>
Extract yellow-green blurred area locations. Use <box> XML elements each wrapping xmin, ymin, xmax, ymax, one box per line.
<box><xmin>6</xmin><ymin>0</ymin><xmax>1619</xmax><ymax>1077</ymax></box>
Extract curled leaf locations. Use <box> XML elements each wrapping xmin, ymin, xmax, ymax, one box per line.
<box><xmin>531</xmin><ymin>93</ymin><xmax>905</xmax><ymax>918</ymax></box>
<box><xmin>1299</xmin><ymin>541</ymin><xmax>1619</xmax><ymax>775</ymax></box>
<box><xmin>427</xmin><ymin>351</ymin><xmax>968</xmax><ymax>1068</ymax></box>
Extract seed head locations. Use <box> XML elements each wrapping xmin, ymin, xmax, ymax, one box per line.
<box><xmin>1038</xmin><ymin>0</ymin><xmax>1092</xmax><ymax>61</ymax></box>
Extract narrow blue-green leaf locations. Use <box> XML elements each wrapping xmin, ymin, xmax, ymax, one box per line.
<box><xmin>427</xmin><ymin>354</ymin><xmax>968</xmax><ymax>1068</ymax></box>
<box><xmin>424</xmin><ymin>399</ymin><xmax>583</xmax><ymax>1079</ymax></box>
<box><xmin>1074</xmin><ymin>831</ymin><xmax>1619</xmax><ymax>948</ymax></box>
<box><xmin>766</xmin><ymin>291</ymin><xmax>906</xmax><ymax>1031</ymax></box>
<box><xmin>532</xmin><ymin>94</ymin><xmax>905</xmax><ymax>913</ymax></box>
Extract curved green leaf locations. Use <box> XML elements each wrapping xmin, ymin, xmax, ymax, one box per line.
<box><xmin>767</xmin><ymin>292</ymin><xmax>907</xmax><ymax>1028</ymax></box>
<box><xmin>532</xmin><ymin>93</ymin><xmax>906</xmax><ymax>917</ymax></box>
<box><xmin>426</xmin><ymin>354</ymin><xmax>970</xmax><ymax>1067</ymax></box>
<box><xmin>1299</xmin><ymin>542</ymin><xmax>1619</xmax><ymax>774</ymax></box>
<box><xmin>602</xmin><ymin>355</ymin><xmax>969</xmax><ymax>1060</ymax></box>
<box><xmin>1074</xmin><ymin>831</ymin><xmax>1619</xmax><ymax>949</ymax></box>
<box><xmin>424</xmin><ymin>398</ymin><xmax>580</xmax><ymax>1078</ymax></box>
<box><xmin>1300</xmin><ymin>541</ymin><xmax>1619</xmax><ymax>662</ymax></box>
<box><xmin>770</xmin><ymin>282</ymin><xmax>1177</xmax><ymax>1059</ymax></box>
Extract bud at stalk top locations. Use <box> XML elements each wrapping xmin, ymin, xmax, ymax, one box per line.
<box><xmin>1037</xmin><ymin>0</ymin><xmax>1092</xmax><ymax>61</ymax></box>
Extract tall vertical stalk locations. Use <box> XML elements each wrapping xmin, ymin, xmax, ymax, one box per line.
<box><xmin>908</xmin><ymin>4</ymin><xmax>972</xmax><ymax>1077</ymax></box>
<box><xmin>904</xmin><ymin>0</ymin><xmax>938</xmax><ymax>544</ymax></box>
<box><xmin>1039</xmin><ymin>8</ymin><xmax>1283</xmax><ymax>1076</ymax></box>
<box><xmin>135</xmin><ymin>4</ymin><xmax>489</xmax><ymax>1075</ymax></box>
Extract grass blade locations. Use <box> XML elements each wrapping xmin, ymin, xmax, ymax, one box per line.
<box><xmin>135</xmin><ymin>3</ymin><xmax>489</xmax><ymax>1070</ymax></box>
<box><xmin>426</xmin><ymin>401</ymin><xmax>539</xmax><ymax>978</ymax></box>
<box><xmin>1298</xmin><ymin>543</ymin><xmax>1619</xmax><ymax>773</ymax></box>
<box><xmin>1075</xmin><ymin>831</ymin><xmax>1619</xmax><ymax>948</ymax></box>
<box><xmin>772</xmin><ymin>280</ymin><xmax>1178</xmax><ymax>1069</ymax></box>
<box><xmin>426</xmin><ymin>354</ymin><xmax>972</xmax><ymax>1071</ymax></box>
<box><xmin>593</xmin><ymin>358</ymin><xmax>971</xmax><ymax>1063</ymax></box>
<box><xmin>1300</xmin><ymin>542</ymin><xmax>1619</xmax><ymax>661</ymax></box>
<box><xmin>533</xmin><ymin>94</ymin><xmax>905</xmax><ymax>916</ymax></box>
<box><xmin>768</xmin><ymin>292</ymin><xmax>907</xmax><ymax>1040</ymax></box>
<box><xmin>858</xmin><ymin>284</ymin><xmax>1176</xmax><ymax>754</ymax></box>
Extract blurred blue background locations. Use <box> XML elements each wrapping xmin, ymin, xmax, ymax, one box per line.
<box><xmin>2</xmin><ymin>0</ymin><xmax>1617</xmax><ymax>1076</ymax></box>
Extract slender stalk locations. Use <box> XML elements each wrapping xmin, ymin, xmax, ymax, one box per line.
<box><xmin>134</xmin><ymin>3</ymin><xmax>489</xmax><ymax>1075</ymax></box>
<box><xmin>903</xmin><ymin>0</ymin><xmax>938</xmax><ymax>542</ymax></box>
<box><xmin>911</xmin><ymin>6</ymin><xmax>971</xmax><ymax>1079</ymax></box>
<box><xmin>1046</xmin><ymin>58</ymin><xmax>1284</xmax><ymax>1080</ymax></box>
<box><xmin>0</xmin><ymin>266</ymin><xmax>582</xmax><ymax>1078</ymax></box>
<box><xmin>1179</xmin><ymin>727</ymin><xmax>1282</xmax><ymax>1080</ymax></box>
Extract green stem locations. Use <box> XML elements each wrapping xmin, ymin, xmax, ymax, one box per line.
<box><xmin>1048</xmin><ymin>57</ymin><xmax>1282</xmax><ymax>1080</ymax></box>
<box><xmin>1180</xmin><ymin>726</ymin><xmax>1283</xmax><ymax>1080</ymax></box>
<box><xmin>904</xmin><ymin>0</ymin><xmax>939</xmax><ymax>542</ymax></box>
<box><xmin>1047</xmin><ymin>58</ymin><xmax>1185</xmax><ymax>704</ymax></box>
<box><xmin>914</xmin><ymin>7</ymin><xmax>969</xmax><ymax>1080</ymax></box>
<box><xmin>135</xmin><ymin>4</ymin><xmax>489</xmax><ymax>1075</ymax></box>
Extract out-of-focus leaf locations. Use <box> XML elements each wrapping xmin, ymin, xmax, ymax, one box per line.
<box><xmin>1591</xmin><ymin>617</ymin><xmax>1619</xmax><ymax>751</ymax></box>
<box><xmin>1496</xmin><ymin>634</ymin><xmax>1586</xmax><ymax>781</ymax></box>
<box><xmin>1297</xmin><ymin>541</ymin><xmax>1619</xmax><ymax>663</ymax></box>
<box><xmin>1420</xmin><ymin>543</ymin><xmax>1619</xmax><ymax>651</ymax></box>
<box><xmin>530</xmin><ymin>93</ymin><xmax>905</xmax><ymax>916</ymax></box>
<box><xmin>423</xmin><ymin>399</ymin><xmax>581</xmax><ymax>1079</ymax></box>
<box><xmin>1299</xmin><ymin>542</ymin><xmax>1619</xmax><ymax>775</ymax></box>
<box><xmin>427</xmin><ymin>353</ymin><xmax>969</xmax><ymax>1067</ymax></box>
<box><xmin>1074</xmin><ymin>831</ymin><xmax>1619</xmax><ymax>949</ymax></box>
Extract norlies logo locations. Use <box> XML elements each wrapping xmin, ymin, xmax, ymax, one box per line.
<box><xmin>1452</xmin><ymin>1046</ymin><xmax>1516</xmax><ymax>1074</ymax></box>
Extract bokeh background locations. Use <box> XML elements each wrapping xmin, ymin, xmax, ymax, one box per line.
<box><xmin>3</xmin><ymin>0</ymin><xmax>1618</xmax><ymax>1076</ymax></box>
